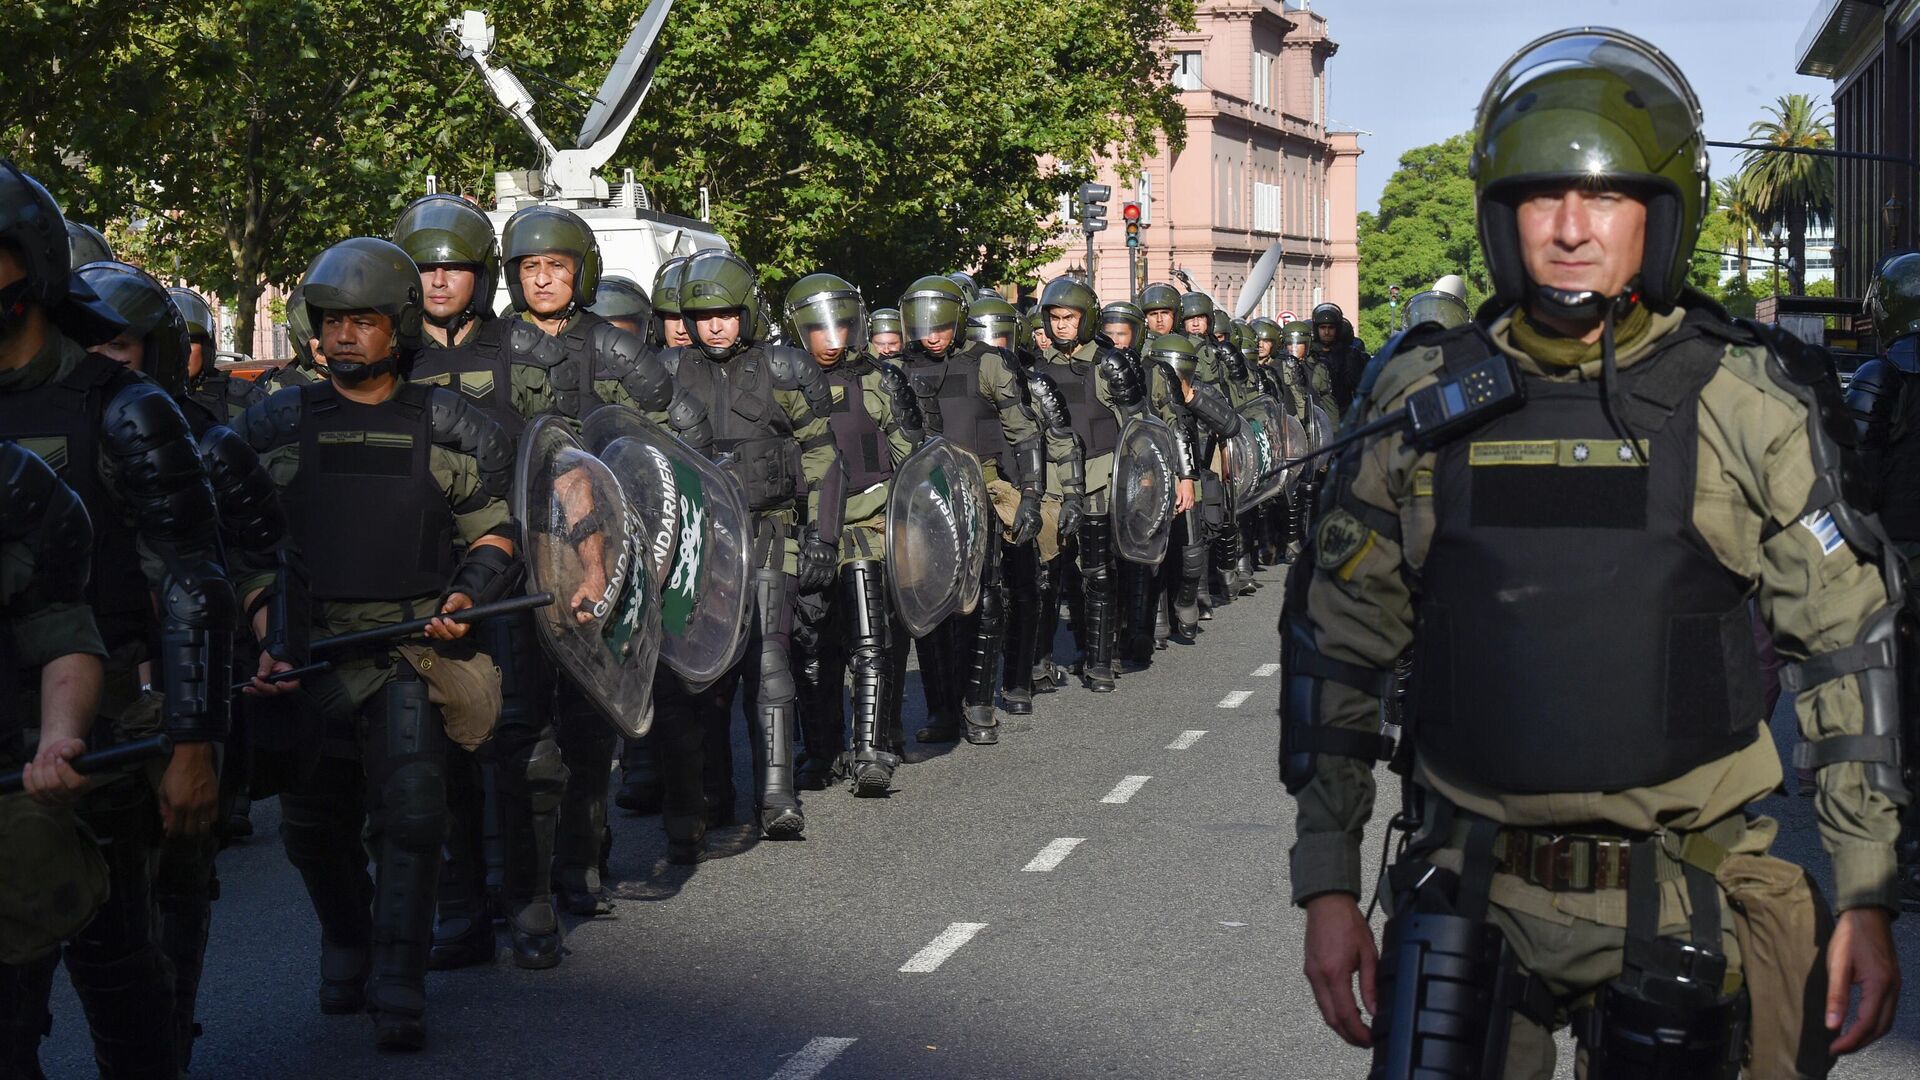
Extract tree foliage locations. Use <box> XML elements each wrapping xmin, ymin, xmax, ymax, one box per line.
<box><xmin>1738</xmin><ymin>93</ymin><xmax>1834</xmax><ymax>295</ymax></box>
<box><xmin>3</xmin><ymin>0</ymin><xmax>1192</xmax><ymax>351</ymax></box>
<box><xmin>1354</xmin><ymin>133</ymin><xmax>1489</xmax><ymax>346</ymax></box>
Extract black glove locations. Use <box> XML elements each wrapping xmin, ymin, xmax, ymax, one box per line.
<box><xmin>797</xmin><ymin>530</ymin><xmax>838</xmax><ymax>593</ymax></box>
<box><xmin>1057</xmin><ymin>495</ymin><xmax>1084</xmax><ymax>541</ymax></box>
<box><xmin>1010</xmin><ymin>492</ymin><xmax>1043</xmax><ymax>546</ymax></box>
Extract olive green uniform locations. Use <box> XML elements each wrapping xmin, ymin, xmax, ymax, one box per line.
<box><xmin>1291</xmin><ymin>306</ymin><xmax>1899</xmax><ymax>1076</ymax></box>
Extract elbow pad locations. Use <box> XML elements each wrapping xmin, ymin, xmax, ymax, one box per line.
<box><xmin>198</xmin><ymin>425</ymin><xmax>286</xmax><ymax>555</ymax></box>
<box><xmin>1782</xmin><ymin>605</ymin><xmax>1911</xmax><ymax>806</ymax></box>
<box><xmin>446</xmin><ymin>542</ymin><xmax>520</xmax><ymax>607</ymax></box>
<box><xmin>1188</xmin><ymin>382</ymin><xmax>1242</xmax><ymax>437</ymax></box>
<box><xmin>428</xmin><ymin>389</ymin><xmax>515</xmax><ymax>503</ymax></box>
<box><xmin>158</xmin><ymin>558</ymin><xmax>237</xmax><ymax>743</ymax></box>
<box><xmin>1278</xmin><ymin>573</ymin><xmax>1394</xmax><ymax>794</ymax></box>
<box><xmin>0</xmin><ymin>440</ymin><xmax>93</xmax><ymax>603</ymax></box>
<box><xmin>101</xmin><ymin>382</ymin><xmax>222</xmax><ymax>550</ymax></box>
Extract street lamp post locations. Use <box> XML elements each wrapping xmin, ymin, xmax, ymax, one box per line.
<box><xmin>1767</xmin><ymin>224</ymin><xmax>1786</xmax><ymax>297</ymax></box>
<box><xmin>1883</xmin><ymin>196</ymin><xmax>1905</xmax><ymax>248</ymax></box>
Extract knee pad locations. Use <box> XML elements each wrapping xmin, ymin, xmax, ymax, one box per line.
<box><xmin>380</xmin><ymin>761</ymin><xmax>447</xmax><ymax>852</ymax></box>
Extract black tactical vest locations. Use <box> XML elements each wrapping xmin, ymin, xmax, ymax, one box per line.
<box><xmin>1411</xmin><ymin>326</ymin><xmax>1763</xmax><ymax>793</ymax></box>
<box><xmin>916</xmin><ymin>348</ymin><xmax>1009</xmax><ymax>471</ymax></box>
<box><xmin>672</xmin><ymin>346</ymin><xmax>799</xmax><ymax>511</ymax></box>
<box><xmin>1050</xmin><ymin>356</ymin><xmax>1121</xmax><ymax>460</ymax></box>
<box><xmin>827</xmin><ymin>361</ymin><xmax>892</xmax><ymax>493</ymax></box>
<box><xmin>1877</xmin><ymin>373</ymin><xmax>1920</xmax><ymax>541</ymax></box>
<box><xmin>412</xmin><ymin>318</ymin><xmax>525</xmax><ymax>441</ymax></box>
<box><xmin>287</xmin><ymin>381</ymin><xmax>458</xmax><ymax>600</ymax></box>
<box><xmin>0</xmin><ymin>354</ymin><xmax>151</xmax><ymax>649</ymax></box>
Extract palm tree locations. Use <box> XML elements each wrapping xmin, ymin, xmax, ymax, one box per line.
<box><xmin>1739</xmin><ymin>93</ymin><xmax>1835</xmax><ymax>294</ymax></box>
<box><xmin>1715</xmin><ymin>174</ymin><xmax>1767</xmax><ymax>284</ymax></box>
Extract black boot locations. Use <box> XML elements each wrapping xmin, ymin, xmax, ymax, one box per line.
<box><xmin>554</xmin><ymin>698</ymin><xmax>618</xmax><ymax>917</ymax></box>
<box><xmin>368</xmin><ymin>843</ymin><xmax>437</xmax><ymax>1053</ymax></box>
<box><xmin>66</xmin><ymin>946</ymin><xmax>178</xmax><ymax>1078</ymax></box>
<box><xmin>793</xmin><ymin>599</ymin><xmax>845</xmax><ymax>792</ymax></box>
<box><xmin>842</xmin><ymin>561</ymin><xmax>903</xmax><ymax>796</ymax></box>
<box><xmin>1001</xmin><ymin>544</ymin><xmax>1040</xmax><ymax>715</ymax></box>
<box><xmin>614</xmin><ymin>734</ymin><xmax>663</xmax><ymax>813</ymax></box>
<box><xmin>664</xmin><ymin>813</ymin><xmax>708</xmax><ymax>865</ymax></box>
<box><xmin>753</xmin><ymin>697</ymin><xmax>806</xmax><ymax>838</ymax></box>
<box><xmin>961</xmin><ymin>544</ymin><xmax>1004</xmax><ymax>744</ymax></box>
<box><xmin>497</xmin><ymin>733</ymin><xmax>565</xmax><ymax>969</ymax></box>
<box><xmin>281</xmin><ymin>772</ymin><xmax>375</xmax><ymax>1016</ymax></box>
<box><xmin>319</xmin><ymin>940</ymin><xmax>370</xmax><ymax>1015</ymax></box>
<box><xmin>1</xmin><ymin>952</ymin><xmax>58</xmax><ymax>1080</ymax></box>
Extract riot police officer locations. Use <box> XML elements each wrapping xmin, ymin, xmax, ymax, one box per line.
<box><xmin>592</xmin><ymin>275</ymin><xmax>652</xmax><ymax>337</ymax></box>
<box><xmin>657</xmin><ymin>249</ymin><xmax>843</xmax><ymax>847</ymax></box>
<box><xmin>169</xmin><ymin>286</ymin><xmax>265</xmax><ymax>424</ymax></box>
<box><xmin>0</xmin><ymin>161</ymin><xmax>235</xmax><ymax>1077</ymax></box>
<box><xmin>1309</xmin><ymin>302</ymin><xmax>1369</xmax><ymax>414</ymax></box>
<box><xmin>1845</xmin><ymin>248</ymin><xmax>1920</xmax><ymax>912</ymax></box>
<box><xmin>1142</xmin><ymin>335</ymin><xmax>1240</xmax><ymax>644</ymax></box>
<box><xmin>967</xmin><ymin>295</ymin><xmax>1023</xmax><ymax>355</ymax></box>
<box><xmin>785</xmin><ymin>273</ymin><xmax>921</xmax><ymax>797</ymax></box>
<box><xmin>868</xmin><ymin>307</ymin><xmax>905</xmax><ymax>363</ymax></box>
<box><xmin>1141</xmin><ymin>282</ymin><xmax>1181</xmax><ymax>340</ymax></box>
<box><xmin>238</xmin><ymin>236</ymin><xmax>517</xmax><ymax>1052</ymax></box>
<box><xmin>65</xmin><ymin>220</ymin><xmax>112</xmax><ymax>268</ymax></box>
<box><xmin>1285</xmin><ymin>31</ymin><xmax>1901</xmax><ymax>1075</ymax></box>
<box><xmin>261</xmin><ymin>284</ymin><xmax>328</xmax><ymax>391</ymax></box>
<box><xmin>650</xmin><ymin>255</ymin><xmax>694</xmax><ymax>349</ymax></box>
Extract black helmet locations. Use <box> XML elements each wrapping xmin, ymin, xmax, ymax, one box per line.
<box><xmin>168</xmin><ymin>287</ymin><xmax>217</xmax><ymax>348</ymax></box>
<box><xmin>0</xmin><ymin>161</ymin><xmax>74</xmax><ymax>316</ymax></box>
<box><xmin>299</xmin><ymin>237</ymin><xmax>425</xmax><ymax>354</ymax></box>
<box><xmin>66</xmin><ymin>221</ymin><xmax>114</xmax><ymax>269</ymax></box>
<box><xmin>500</xmin><ymin>205</ymin><xmax>600</xmax><ymax>312</ymax></box>
<box><xmin>392</xmin><ymin>194</ymin><xmax>500</xmax><ymax>324</ymax></box>
<box><xmin>1038</xmin><ymin>276</ymin><xmax>1098</xmax><ymax>347</ymax></box>
<box><xmin>77</xmin><ymin>260</ymin><xmax>190</xmax><ymax>396</ymax></box>
<box><xmin>1471</xmin><ymin>28</ymin><xmax>1708</xmax><ymax>315</ymax></box>
<box><xmin>591</xmin><ymin>275</ymin><xmax>653</xmax><ymax>325</ymax></box>
<box><xmin>1310</xmin><ymin>302</ymin><xmax>1342</xmax><ymax>328</ymax></box>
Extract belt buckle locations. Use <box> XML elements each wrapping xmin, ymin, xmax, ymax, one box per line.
<box><xmin>1539</xmin><ymin>833</ymin><xmax>1597</xmax><ymax>893</ymax></box>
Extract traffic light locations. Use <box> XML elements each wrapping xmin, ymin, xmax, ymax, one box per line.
<box><xmin>1079</xmin><ymin>181</ymin><xmax>1111</xmax><ymax>233</ymax></box>
<box><xmin>1123</xmin><ymin>201</ymin><xmax>1142</xmax><ymax>248</ymax></box>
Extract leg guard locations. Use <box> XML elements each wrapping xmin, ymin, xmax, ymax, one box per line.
<box><xmin>914</xmin><ymin>619</ymin><xmax>962</xmax><ymax>741</ymax></box>
<box><xmin>1119</xmin><ymin>558</ymin><xmax>1157</xmax><ymax>664</ymax></box>
<box><xmin>429</xmin><ymin>750</ymin><xmax>495</xmax><ymax>970</ymax></box>
<box><xmin>361</xmin><ymin>676</ymin><xmax>447</xmax><ymax>1028</ymax></box>
<box><xmin>152</xmin><ymin>831</ymin><xmax>218</xmax><ymax>1070</ymax></box>
<box><xmin>482</xmin><ymin>612</ymin><xmax>565</xmax><ymax>947</ymax></box>
<box><xmin>64</xmin><ymin>946</ymin><xmax>177</xmax><ymax>1080</ymax></box>
<box><xmin>1001</xmin><ymin>541</ymin><xmax>1039</xmax><ymax>713</ymax></box>
<box><xmin>749</xmin><ymin>566</ymin><xmax>804</xmax><ymax>838</ymax></box>
<box><xmin>1078</xmin><ymin>514</ymin><xmax>1116</xmax><ymax>692</ymax></box>
<box><xmin>60</xmin><ymin>788</ymin><xmax>175</xmax><ymax>1079</ymax></box>
<box><xmin>0</xmin><ymin>953</ymin><xmax>57</xmax><ymax>1080</ymax></box>
<box><xmin>961</xmin><ymin>539</ymin><xmax>1003</xmax><ymax>742</ymax></box>
<box><xmin>1034</xmin><ymin>553</ymin><xmax>1063</xmax><ymax>691</ymax></box>
<box><xmin>616</xmin><ymin>733</ymin><xmax>662</xmax><ymax>812</ymax></box>
<box><xmin>791</xmin><ymin>587</ymin><xmax>844</xmax><ymax>791</ymax></box>
<box><xmin>843</xmin><ymin>560</ymin><xmax>900</xmax><ymax>795</ymax></box>
<box><xmin>279</xmin><ymin>758</ymin><xmax>373</xmax><ymax>1010</ymax></box>
<box><xmin>553</xmin><ymin>684</ymin><xmax>617</xmax><ymax>915</ymax></box>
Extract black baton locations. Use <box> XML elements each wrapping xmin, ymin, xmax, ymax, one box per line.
<box><xmin>230</xmin><ymin>593</ymin><xmax>555</xmax><ymax>693</ymax></box>
<box><xmin>0</xmin><ymin>734</ymin><xmax>176</xmax><ymax>797</ymax></box>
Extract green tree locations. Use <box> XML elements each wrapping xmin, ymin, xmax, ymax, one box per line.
<box><xmin>1739</xmin><ymin>93</ymin><xmax>1834</xmax><ymax>295</ymax></box>
<box><xmin>1355</xmin><ymin>133</ymin><xmax>1488</xmax><ymax>345</ymax></box>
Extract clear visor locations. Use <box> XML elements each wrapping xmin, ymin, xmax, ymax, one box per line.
<box><xmin>791</xmin><ymin>294</ymin><xmax>867</xmax><ymax>354</ymax></box>
<box><xmin>1480</xmin><ymin>29</ymin><xmax>1701</xmax><ymax>158</ymax></box>
<box><xmin>1401</xmin><ymin>291</ymin><xmax>1471</xmax><ymax>330</ymax></box>
<box><xmin>970</xmin><ymin>314</ymin><xmax>1019</xmax><ymax>351</ymax></box>
<box><xmin>902</xmin><ymin>294</ymin><xmax>964</xmax><ymax>341</ymax></box>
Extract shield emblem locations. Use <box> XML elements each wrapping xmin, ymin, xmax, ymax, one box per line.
<box><xmin>514</xmin><ymin>415</ymin><xmax>659</xmax><ymax>738</ymax></box>
<box><xmin>1240</xmin><ymin>397</ymin><xmax>1292</xmax><ymax>509</ymax></box>
<box><xmin>583</xmin><ymin>405</ymin><xmax>753</xmax><ymax>691</ymax></box>
<box><xmin>1111</xmin><ymin>416</ymin><xmax>1180</xmax><ymax>565</ymax></box>
<box><xmin>886</xmin><ymin>436</ymin><xmax>968</xmax><ymax>639</ymax></box>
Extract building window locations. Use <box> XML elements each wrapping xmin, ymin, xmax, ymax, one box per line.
<box><xmin>1251</xmin><ymin>52</ymin><xmax>1273</xmax><ymax>108</ymax></box>
<box><xmin>1173</xmin><ymin>52</ymin><xmax>1204</xmax><ymax>91</ymax></box>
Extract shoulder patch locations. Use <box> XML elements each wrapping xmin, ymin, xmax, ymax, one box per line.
<box><xmin>1314</xmin><ymin>508</ymin><xmax>1372</xmax><ymax>573</ymax></box>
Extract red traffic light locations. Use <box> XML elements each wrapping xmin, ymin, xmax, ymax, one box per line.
<box><xmin>1122</xmin><ymin>201</ymin><xmax>1142</xmax><ymax>222</ymax></box>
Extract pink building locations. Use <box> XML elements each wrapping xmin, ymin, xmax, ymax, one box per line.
<box><xmin>1030</xmin><ymin>0</ymin><xmax>1359</xmax><ymax>322</ymax></box>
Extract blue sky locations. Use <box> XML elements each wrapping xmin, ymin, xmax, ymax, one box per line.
<box><xmin>1318</xmin><ymin>0</ymin><xmax>1836</xmax><ymax>212</ymax></box>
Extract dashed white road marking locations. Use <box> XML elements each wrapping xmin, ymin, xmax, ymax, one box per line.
<box><xmin>1021</xmin><ymin>837</ymin><xmax>1086</xmax><ymax>872</ymax></box>
<box><xmin>1100</xmin><ymin>775</ymin><xmax>1152</xmax><ymax>804</ymax></box>
<box><xmin>768</xmin><ymin>1037</ymin><xmax>859</xmax><ymax>1080</ymax></box>
<box><xmin>1218</xmin><ymin>690</ymin><xmax>1254</xmax><ymax>708</ymax></box>
<box><xmin>1251</xmin><ymin>663</ymin><xmax>1281</xmax><ymax>677</ymax></box>
<box><xmin>1166</xmin><ymin>729</ymin><xmax>1208</xmax><ymax>750</ymax></box>
<box><xmin>900</xmin><ymin>923</ymin><xmax>988</xmax><ymax>973</ymax></box>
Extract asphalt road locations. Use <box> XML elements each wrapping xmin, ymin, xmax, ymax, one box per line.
<box><xmin>38</xmin><ymin>565</ymin><xmax>1920</xmax><ymax>1078</ymax></box>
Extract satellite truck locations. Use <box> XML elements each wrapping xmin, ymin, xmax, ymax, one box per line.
<box><xmin>442</xmin><ymin>0</ymin><xmax>729</xmax><ymax>314</ymax></box>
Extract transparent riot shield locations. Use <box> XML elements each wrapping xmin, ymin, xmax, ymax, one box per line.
<box><xmin>885</xmin><ymin>436</ymin><xmax>967</xmax><ymax>639</ymax></box>
<box><xmin>1111</xmin><ymin>415</ymin><xmax>1180</xmax><ymax>565</ymax></box>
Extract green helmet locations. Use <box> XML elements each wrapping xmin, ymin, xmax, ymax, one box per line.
<box><xmin>1401</xmin><ymin>289</ymin><xmax>1472</xmax><ymax>331</ymax></box>
<box><xmin>869</xmin><ymin>306</ymin><xmax>904</xmax><ymax>340</ymax></box>
<box><xmin>680</xmin><ymin>250</ymin><xmax>759</xmax><ymax>359</ymax></box>
<box><xmin>1038</xmin><ymin>276</ymin><xmax>1098</xmax><ymax>347</ymax></box>
<box><xmin>298</xmin><ymin>237</ymin><xmax>425</xmax><ymax>353</ymax></box>
<box><xmin>968</xmin><ymin>295</ymin><xmax>1021</xmax><ymax>352</ymax></box>
<box><xmin>1251</xmin><ymin>317</ymin><xmax>1284</xmax><ymax>350</ymax></box>
<box><xmin>1145</xmin><ymin>332</ymin><xmax>1198</xmax><ymax>380</ymax></box>
<box><xmin>66</xmin><ymin>221</ymin><xmax>113</xmax><ymax>269</ymax></box>
<box><xmin>285</xmin><ymin>283</ymin><xmax>316</xmax><ymax>365</ymax></box>
<box><xmin>977</xmin><ymin>285</ymin><xmax>1005</xmax><ymax>301</ymax></box>
<box><xmin>168</xmin><ymin>287</ymin><xmax>217</xmax><ymax>346</ymax></box>
<box><xmin>500</xmin><ymin>204</ymin><xmax>600</xmax><ymax>311</ymax></box>
<box><xmin>945</xmin><ymin>271</ymin><xmax>979</xmax><ymax>302</ymax></box>
<box><xmin>1867</xmin><ymin>251</ymin><xmax>1920</xmax><ymax>344</ymax></box>
<box><xmin>1471</xmin><ymin>27</ymin><xmax>1708</xmax><ymax>311</ymax></box>
<box><xmin>898</xmin><ymin>275</ymin><xmax>970</xmax><ymax>350</ymax></box>
<box><xmin>1098</xmin><ymin>301</ymin><xmax>1145</xmax><ymax>350</ymax></box>
<box><xmin>1282</xmin><ymin>321</ymin><xmax>1315</xmax><ymax>349</ymax></box>
<box><xmin>1232</xmin><ymin>318</ymin><xmax>1255</xmax><ymax>354</ymax></box>
<box><xmin>1021</xmin><ymin>306</ymin><xmax>1045</xmax><ymax>355</ymax></box>
<box><xmin>392</xmin><ymin>194</ymin><xmax>500</xmax><ymax>323</ymax></box>
<box><xmin>591</xmin><ymin>275</ymin><xmax>653</xmax><ymax>325</ymax></box>
<box><xmin>1140</xmin><ymin>282</ymin><xmax>1181</xmax><ymax>314</ymax></box>
<box><xmin>1207</xmin><ymin>307</ymin><xmax>1233</xmax><ymax>338</ymax></box>
<box><xmin>652</xmin><ymin>256</ymin><xmax>690</xmax><ymax>315</ymax></box>
<box><xmin>77</xmin><ymin>260</ymin><xmax>188</xmax><ymax>396</ymax></box>
<box><xmin>1176</xmin><ymin>291</ymin><xmax>1214</xmax><ymax>325</ymax></box>
<box><xmin>785</xmin><ymin>272</ymin><xmax>867</xmax><ymax>357</ymax></box>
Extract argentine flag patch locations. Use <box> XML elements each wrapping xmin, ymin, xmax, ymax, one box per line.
<box><xmin>1799</xmin><ymin>508</ymin><xmax>1843</xmax><ymax>556</ymax></box>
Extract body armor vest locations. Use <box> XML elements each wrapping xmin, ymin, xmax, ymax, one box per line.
<box><xmin>827</xmin><ymin>361</ymin><xmax>892</xmax><ymax>494</ymax></box>
<box><xmin>413</xmin><ymin>318</ymin><xmax>526</xmax><ymax>441</ymax></box>
<box><xmin>1876</xmin><ymin>373</ymin><xmax>1920</xmax><ymax>541</ymax></box>
<box><xmin>673</xmin><ymin>346</ymin><xmax>799</xmax><ymax>511</ymax></box>
<box><xmin>1050</xmin><ymin>357</ymin><xmax>1121</xmax><ymax>460</ymax></box>
<box><xmin>914</xmin><ymin>348</ymin><xmax>1010</xmax><ymax>472</ymax></box>
<box><xmin>1411</xmin><ymin>325</ymin><xmax>1763</xmax><ymax>793</ymax></box>
<box><xmin>0</xmin><ymin>355</ymin><xmax>150</xmax><ymax>649</ymax></box>
<box><xmin>287</xmin><ymin>381</ymin><xmax>458</xmax><ymax>600</ymax></box>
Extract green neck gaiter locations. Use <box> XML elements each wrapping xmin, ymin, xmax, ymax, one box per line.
<box><xmin>1508</xmin><ymin>302</ymin><xmax>1652</xmax><ymax>369</ymax></box>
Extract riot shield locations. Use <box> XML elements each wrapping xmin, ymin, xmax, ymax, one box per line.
<box><xmin>1221</xmin><ymin>424</ymin><xmax>1264</xmax><ymax>513</ymax></box>
<box><xmin>1239</xmin><ymin>398</ymin><xmax>1288</xmax><ymax>509</ymax></box>
<box><xmin>1111</xmin><ymin>415</ymin><xmax>1180</xmax><ymax>565</ymax></box>
<box><xmin>1279</xmin><ymin>412</ymin><xmax>1310</xmax><ymax>494</ymax></box>
<box><xmin>947</xmin><ymin>442</ymin><xmax>991</xmax><ymax>615</ymax></box>
<box><xmin>583</xmin><ymin>404</ymin><xmax>754</xmax><ymax>692</ymax></box>
<box><xmin>514</xmin><ymin>415</ymin><xmax>659</xmax><ymax>738</ymax></box>
<box><xmin>1308</xmin><ymin>403</ymin><xmax>1334</xmax><ymax>451</ymax></box>
<box><xmin>886</xmin><ymin>436</ymin><xmax>967</xmax><ymax>639</ymax></box>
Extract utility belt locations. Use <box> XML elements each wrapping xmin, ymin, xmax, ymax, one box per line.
<box><xmin>1371</xmin><ymin>796</ymin><xmax>1748</xmax><ymax>1080</ymax></box>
